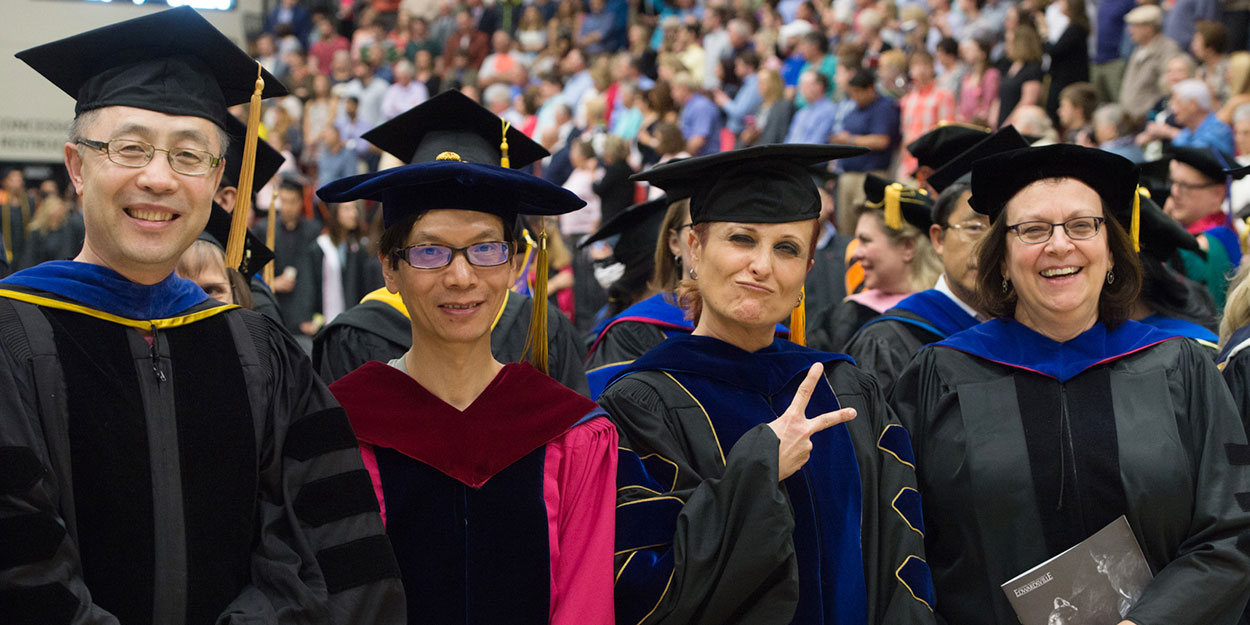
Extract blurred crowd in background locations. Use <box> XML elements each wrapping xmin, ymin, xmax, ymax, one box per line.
<box><xmin>5</xmin><ymin>0</ymin><xmax>1250</xmax><ymax>345</ymax></box>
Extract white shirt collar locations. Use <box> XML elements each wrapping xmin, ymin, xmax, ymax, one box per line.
<box><xmin>934</xmin><ymin>274</ymin><xmax>986</xmax><ymax>322</ymax></box>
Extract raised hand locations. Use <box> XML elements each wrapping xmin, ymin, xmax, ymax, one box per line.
<box><xmin>767</xmin><ymin>363</ymin><xmax>857</xmax><ymax>482</ymax></box>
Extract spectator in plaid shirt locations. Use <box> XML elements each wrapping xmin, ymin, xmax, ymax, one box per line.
<box><xmin>899</xmin><ymin>50</ymin><xmax>955</xmax><ymax>176</ymax></box>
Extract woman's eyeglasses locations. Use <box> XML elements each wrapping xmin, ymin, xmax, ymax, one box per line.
<box><xmin>1007</xmin><ymin>217</ymin><xmax>1105</xmax><ymax>244</ymax></box>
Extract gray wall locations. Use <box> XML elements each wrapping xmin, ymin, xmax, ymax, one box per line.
<box><xmin>0</xmin><ymin>0</ymin><xmax>264</xmax><ymax>163</ymax></box>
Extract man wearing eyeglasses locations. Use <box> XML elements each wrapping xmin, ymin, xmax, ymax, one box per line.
<box><xmin>841</xmin><ymin>127</ymin><xmax>1027</xmax><ymax>396</ymax></box>
<box><xmin>1164</xmin><ymin>146</ymin><xmax>1240</xmax><ymax>309</ymax></box>
<box><xmin>0</xmin><ymin>8</ymin><xmax>405</xmax><ymax>624</ymax></box>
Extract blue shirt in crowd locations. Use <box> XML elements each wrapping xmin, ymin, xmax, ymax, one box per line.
<box><xmin>837</xmin><ymin>94</ymin><xmax>900</xmax><ymax>173</ymax></box>
<box><xmin>724</xmin><ymin>73</ymin><xmax>763</xmax><ymax>134</ymax></box>
<box><xmin>785</xmin><ymin>97</ymin><xmax>838</xmax><ymax>144</ymax></box>
<box><xmin>1164</xmin><ymin>0</ymin><xmax>1221</xmax><ymax>50</ymax></box>
<box><xmin>1094</xmin><ymin>0</ymin><xmax>1136</xmax><ymax>63</ymax></box>
<box><xmin>1174</xmin><ymin>112</ymin><xmax>1236</xmax><ymax>156</ymax></box>
<box><xmin>681</xmin><ymin>92</ymin><xmax>723</xmax><ymax>155</ymax></box>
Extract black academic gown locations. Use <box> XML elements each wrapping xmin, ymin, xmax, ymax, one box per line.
<box><xmin>809</xmin><ymin>299</ymin><xmax>881</xmax><ymax>353</ymax></box>
<box><xmin>17</xmin><ymin>213</ymin><xmax>85</xmax><ymax>270</ymax></box>
<box><xmin>0</xmin><ymin>263</ymin><xmax>404</xmax><ymax>625</ymax></box>
<box><xmin>600</xmin><ymin>335</ymin><xmax>936</xmax><ymax>625</ymax></box>
<box><xmin>586</xmin><ymin>320</ymin><xmax>669</xmax><ymax>370</ymax></box>
<box><xmin>1220</xmin><ymin>324</ymin><xmax>1250</xmax><ymax>438</ymax></box>
<box><xmin>891</xmin><ymin>319</ymin><xmax>1250</xmax><ymax>625</ymax></box>
<box><xmin>311</xmin><ymin>289</ymin><xmax>590</xmax><ymax>396</ymax></box>
<box><xmin>842</xmin><ymin>289</ymin><xmax>980</xmax><ymax>396</ymax></box>
<box><xmin>290</xmin><ymin>237</ymin><xmax>384</xmax><ymax>329</ymax></box>
<box><xmin>804</xmin><ymin>230</ymin><xmax>851</xmax><ymax>327</ymax></box>
<box><xmin>249</xmin><ymin>275</ymin><xmax>286</xmax><ymax>328</ymax></box>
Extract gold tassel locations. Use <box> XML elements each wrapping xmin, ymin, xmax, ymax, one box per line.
<box><xmin>500</xmin><ymin>119</ymin><xmax>510</xmax><ymax>168</ymax></box>
<box><xmin>1131</xmin><ymin>186</ymin><xmax>1141</xmax><ymax>252</ymax></box>
<box><xmin>884</xmin><ymin>182</ymin><xmax>903</xmax><ymax>230</ymax></box>
<box><xmin>522</xmin><ymin>226</ymin><xmax>550</xmax><ymax>374</ymax></box>
<box><xmin>790</xmin><ymin>287</ymin><xmax>806</xmax><ymax>346</ymax></box>
<box><xmin>226</xmin><ymin>62</ymin><xmax>264</xmax><ymax>270</ymax></box>
<box><xmin>263</xmin><ymin>183</ymin><xmax>278</xmax><ymax>284</ymax></box>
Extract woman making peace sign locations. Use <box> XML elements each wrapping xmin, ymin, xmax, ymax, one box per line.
<box><xmin>600</xmin><ymin>144</ymin><xmax>937</xmax><ymax>625</ymax></box>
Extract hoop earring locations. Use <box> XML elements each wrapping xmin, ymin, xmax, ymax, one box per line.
<box><xmin>1106</xmin><ymin>271</ymin><xmax>1114</xmax><ymax>285</ymax></box>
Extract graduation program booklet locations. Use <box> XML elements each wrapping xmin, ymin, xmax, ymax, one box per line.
<box><xmin>1000</xmin><ymin>516</ymin><xmax>1153</xmax><ymax>625</ymax></box>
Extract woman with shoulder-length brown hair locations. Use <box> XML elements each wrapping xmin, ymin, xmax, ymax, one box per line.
<box><xmin>992</xmin><ymin>18</ymin><xmax>1044</xmax><ymax>128</ymax></box>
<box><xmin>890</xmin><ymin>144</ymin><xmax>1250</xmax><ymax>625</ymax></box>
<box><xmin>601</xmin><ymin>144</ymin><xmax>937</xmax><ymax>625</ymax></box>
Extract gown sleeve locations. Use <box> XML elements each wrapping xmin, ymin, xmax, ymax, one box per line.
<box><xmin>1220</xmin><ymin>349</ymin><xmax>1250</xmax><ymax>438</ymax></box>
<box><xmin>545</xmin><ymin>416</ymin><xmax>619</xmax><ymax>625</ymax></box>
<box><xmin>600</xmin><ymin>372</ymin><xmax>801</xmax><ymax>625</ymax></box>
<box><xmin>1124</xmin><ymin>339</ymin><xmax>1250</xmax><ymax>625</ymax></box>
<box><xmin>842</xmin><ymin>321</ymin><xmax>923</xmax><ymax>397</ymax></box>
<box><xmin>545</xmin><ymin>303</ymin><xmax>591</xmax><ymax>397</ymax></box>
<box><xmin>587</xmin><ymin>322</ymin><xmax>671</xmax><ymax>370</ymax></box>
<box><xmin>826</xmin><ymin>361</ymin><xmax>937</xmax><ymax>625</ymax></box>
<box><xmin>0</xmin><ymin>300</ymin><xmax>121</xmax><ymax>624</ymax></box>
<box><xmin>217</xmin><ymin>312</ymin><xmax>407</xmax><ymax>625</ymax></box>
<box><xmin>312</xmin><ymin>323</ymin><xmax>403</xmax><ymax>383</ymax></box>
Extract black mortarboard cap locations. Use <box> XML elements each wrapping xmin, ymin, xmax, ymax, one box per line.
<box><xmin>1166</xmin><ymin>146</ymin><xmax>1234</xmax><ymax>182</ymax></box>
<box><xmin>362</xmin><ymin>90</ymin><xmax>548</xmax><ymax>167</ymax></box>
<box><xmin>906</xmin><ymin>123</ymin><xmax>990</xmax><ymax>173</ymax></box>
<box><xmin>970</xmin><ymin>145</ymin><xmax>1139</xmax><ymax>229</ymax></box>
<box><xmin>579</xmin><ymin>195</ymin><xmax>670</xmax><ymax>269</ymax></box>
<box><xmin>316</xmin><ymin>161</ymin><xmax>585</xmax><ymax>229</ymax></box>
<box><xmin>1139</xmin><ymin>158</ymin><xmax>1172</xmax><ymax>206</ymax></box>
<box><xmin>222</xmin><ymin>115</ymin><xmax>286</xmax><ymax>189</ymax></box>
<box><xmin>16</xmin><ymin>7</ymin><xmax>287</xmax><ymax>129</ymax></box>
<box><xmin>1226</xmin><ymin>162</ymin><xmax>1250</xmax><ymax>180</ymax></box>
<box><xmin>631</xmin><ymin>144</ymin><xmax>867</xmax><ymax>225</ymax></box>
<box><xmin>927</xmin><ymin>126</ymin><xmax>1029</xmax><ymax>194</ymax></box>
<box><xmin>863</xmin><ymin>174</ymin><xmax>934</xmax><ymax>231</ymax></box>
<box><xmin>1136</xmin><ymin>189</ymin><xmax>1200</xmax><ymax>260</ymax></box>
<box><xmin>200</xmin><ymin>203</ymin><xmax>275</xmax><ymax>280</ymax></box>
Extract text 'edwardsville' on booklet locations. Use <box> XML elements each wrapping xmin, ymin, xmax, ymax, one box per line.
<box><xmin>1001</xmin><ymin>516</ymin><xmax>1152</xmax><ymax>625</ymax></box>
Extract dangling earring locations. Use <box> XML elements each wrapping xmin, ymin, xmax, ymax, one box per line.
<box><xmin>688</xmin><ymin>266</ymin><xmax>698</xmax><ymax>280</ymax></box>
<box><xmin>1001</xmin><ymin>277</ymin><xmax>1010</xmax><ymax>292</ymax></box>
<box><xmin>1106</xmin><ymin>271</ymin><xmax>1115</xmax><ymax>285</ymax></box>
<box><xmin>796</xmin><ymin>290</ymin><xmax>805</xmax><ymax>306</ymax></box>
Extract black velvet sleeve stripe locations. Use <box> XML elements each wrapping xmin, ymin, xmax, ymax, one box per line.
<box><xmin>1227</xmin><ymin>443</ymin><xmax>1250</xmax><ymax>466</ymax></box>
<box><xmin>0</xmin><ymin>446</ymin><xmax>43</xmax><ymax>494</ymax></box>
<box><xmin>0</xmin><ymin>582</ymin><xmax>79</xmax><ymax>625</ymax></box>
<box><xmin>284</xmin><ymin>407</ymin><xmax>359</xmax><ymax>462</ymax></box>
<box><xmin>1238</xmin><ymin>532</ymin><xmax>1250</xmax><ymax>556</ymax></box>
<box><xmin>294</xmin><ymin>470</ymin><xmax>380</xmax><ymax>527</ymax></box>
<box><xmin>0</xmin><ymin>513</ymin><xmax>66</xmax><ymax>569</ymax></box>
<box><xmin>316</xmin><ymin>534</ymin><xmax>402</xmax><ymax>594</ymax></box>
<box><xmin>1237</xmin><ymin>492</ymin><xmax>1250</xmax><ymax>513</ymax></box>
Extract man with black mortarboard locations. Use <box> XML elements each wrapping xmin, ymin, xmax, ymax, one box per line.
<box><xmin>904</xmin><ymin>122</ymin><xmax>989</xmax><ymax>194</ymax></box>
<box><xmin>0</xmin><ymin>8</ymin><xmax>405</xmax><ymax>624</ymax></box>
<box><xmin>1165</xmin><ymin>146</ymin><xmax>1240</xmax><ymax>309</ymax></box>
<box><xmin>835</xmin><ymin>126</ymin><xmax>1028</xmax><ymax>395</ymax></box>
<box><xmin>207</xmin><ymin>114</ymin><xmax>288</xmax><ymax>325</ymax></box>
<box><xmin>311</xmin><ymin>90</ymin><xmax>590</xmax><ymax>395</ymax></box>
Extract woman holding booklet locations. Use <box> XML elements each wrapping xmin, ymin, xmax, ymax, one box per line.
<box><xmin>890</xmin><ymin>145</ymin><xmax>1250</xmax><ymax>625</ymax></box>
